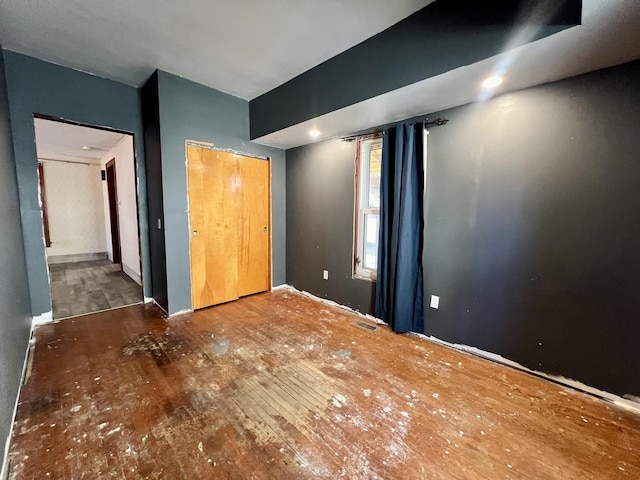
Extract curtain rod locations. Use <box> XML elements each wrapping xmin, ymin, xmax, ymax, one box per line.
<box><xmin>340</xmin><ymin>117</ymin><xmax>449</xmax><ymax>142</ymax></box>
<box><xmin>425</xmin><ymin>117</ymin><xmax>449</xmax><ymax>128</ymax></box>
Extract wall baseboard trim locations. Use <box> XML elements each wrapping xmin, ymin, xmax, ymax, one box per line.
<box><xmin>46</xmin><ymin>252</ymin><xmax>108</xmax><ymax>265</ymax></box>
<box><xmin>168</xmin><ymin>308</ymin><xmax>192</xmax><ymax>319</ymax></box>
<box><xmin>278</xmin><ymin>284</ymin><xmax>383</xmax><ymax>325</ymax></box>
<box><xmin>282</xmin><ymin>285</ymin><xmax>640</xmax><ymax>415</ymax></box>
<box><xmin>1</xmin><ymin>329</ymin><xmax>35</xmax><ymax>479</ymax></box>
<box><xmin>410</xmin><ymin>332</ymin><xmax>640</xmax><ymax>415</ymax></box>
<box><xmin>122</xmin><ymin>263</ymin><xmax>142</xmax><ymax>286</ymax></box>
<box><xmin>31</xmin><ymin>310</ymin><xmax>53</xmax><ymax>328</ymax></box>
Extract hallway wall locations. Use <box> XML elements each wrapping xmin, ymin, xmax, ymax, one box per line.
<box><xmin>42</xmin><ymin>160</ymin><xmax>107</xmax><ymax>258</ymax></box>
<box><xmin>100</xmin><ymin>135</ymin><xmax>141</xmax><ymax>285</ymax></box>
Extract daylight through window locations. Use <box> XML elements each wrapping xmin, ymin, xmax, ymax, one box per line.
<box><xmin>354</xmin><ymin>136</ymin><xmax>382</xmax><ymax>280</ymax></box>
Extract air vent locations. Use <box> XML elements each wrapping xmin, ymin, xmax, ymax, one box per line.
<box><xmin>354</xmin><ymin>321</ymin><xmax>377</xmax><ymax>332</ymax></box>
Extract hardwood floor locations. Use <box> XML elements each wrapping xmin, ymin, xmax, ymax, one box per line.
<box><xmin>48</xmin><ymin>259</ymin><xmax>142</xmax><ymax>319</ymax></box>
<box><xmin>7</xmin><ymin>290</ymin><xmax>639</xmax><ymax>479</ymax></box>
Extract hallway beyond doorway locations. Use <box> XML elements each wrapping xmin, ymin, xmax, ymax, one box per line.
<box><xmin>49</xmin><ymin>259</ymin><xmax>142</xmax><ymax>319</ymax></box>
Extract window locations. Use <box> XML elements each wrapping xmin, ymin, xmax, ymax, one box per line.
<box><xmin>354</xmin><ymin>136</ymin><xmax>382</xmax><ymax>280</ymax></box>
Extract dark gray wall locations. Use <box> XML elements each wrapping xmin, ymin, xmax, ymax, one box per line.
<box><xmin>423</xmin><ymin>60</ymin><xmax>640</xmax><ymax>398</ymax></box>
<box><xmin>155</xmin><ymin>71</ymin><xmax>286</xmax><ymax>315</ymax></box>
<box><xmin>0</xmin><ymin>50</ymin><xmax>32</xmax><ymax>462</ymax></box>
<box><xmin>141</xmin><ymin>73</ymin><xmax>168</xmax><ymax>312</ymax></box>
<box><xmin>250</xmin><ymin>0</ymin><xmax>582</xmax><ymax>138</ymax></box>
<box><xmin>286</xmin><ymin>139</ymin><xmax>375</xmax><ymax>313</ymax></box>
<box><xmin>2</xmin><ymin>51</ymin><xmax>151</xmax><ymax>315</ymax></box>
<box><xmin>286</xmin><ymin>60</ymin><xmax>640</xmax><ymax>398</ymax></box>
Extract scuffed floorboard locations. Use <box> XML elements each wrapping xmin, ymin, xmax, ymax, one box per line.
<box><xmin>6</xmin><ymin>290</ymin><xmax>640</xmax><ymax>478</ymax></box>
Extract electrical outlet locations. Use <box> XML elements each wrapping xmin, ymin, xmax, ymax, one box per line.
<box><xmin>430</xmin><ymin>295</ymin><xmax>440</xmax><ymax>309</ymax></box>
<box><xmin>323</xmin><ymin>270</ymin><xmax>329</xmax><ymax>280</ymax></box>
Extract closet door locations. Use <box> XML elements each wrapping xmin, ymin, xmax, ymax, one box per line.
<box><xmin>187</xmin><ymin>146</ymin><xmax>239</xmax><ymax>309</ymax></box>
<box><xmin>237</xmin><ymin>155</ymin><xmax>271</xmax><ymax>297</ymax></box>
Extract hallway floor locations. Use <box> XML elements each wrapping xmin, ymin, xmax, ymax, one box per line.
<box><xmin>48</xmin><ymin>259</ymin><xmax>142</xmax><ymax>319</ymax></box>
<box><xmin>6</xmin><ymin>290</ymin><xmax>640</xmax><ymax>478</ymax></box>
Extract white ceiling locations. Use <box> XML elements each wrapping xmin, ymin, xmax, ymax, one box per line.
<box><xmin>255</xmin><ymin>0</ymin><xmax>640</xmax><ymax>149</ymax></box>
<box><xmin>34</xmin><ymin>118</ymin><xmax>128</xmax><ymax>162</ymax></box>
<box><xmin>4</xmin><ymin>0</ymin><xmax>640</xmax><ymax>150</ymax></box>
<box><xmin>0</xmin><ymin>0</ymin><xmax>431</xmax><ymax>100</ymax></box>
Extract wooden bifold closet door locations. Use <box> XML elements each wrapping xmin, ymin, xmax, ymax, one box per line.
<box><xmin>187</xmin><ymin>145</ymin><xmax>271</xmax><ymax>310</ymax></box>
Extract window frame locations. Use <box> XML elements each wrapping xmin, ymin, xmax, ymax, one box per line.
<box><xmin>353</xmin><ymin>134</ymin><xmax>382</xmax><ymax>281</ymax></box>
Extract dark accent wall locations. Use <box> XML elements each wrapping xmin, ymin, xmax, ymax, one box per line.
<box><xmin>250</xmin><ymin>0</ymin><xmax>582</xmax><ymax>138</ymax></box>
<box><xmin>287</xmin><ymin>60</ymin><xmax>640</xmax><ymax>398</ymax></box>
<box><xmin>146</xmin><ymin>71</ymin><xmax>286</xmax><ymax>315</ymax></box>
<box><xmin>0</xmin><ymin>50</ymin><xmax>32</xmax><ymax>462</ymax></box>
<box><xmin>423</xmin><ymin>60</ymin><xmax>640</xmax><ymax>398</ymax></box>
<box><xmin>141</xmin><ymin>73</ymin><xmax>168</xmax><ymax>311</ymax></box>
<box><xmin>286</xmin><ymin>139</ymin><xmax>375</xmax><ymax>313</ymax></box>
<box><xmin>2</xmin><ymin>51</ymin><xmax>151</xmax><ymax>316</ymax></box>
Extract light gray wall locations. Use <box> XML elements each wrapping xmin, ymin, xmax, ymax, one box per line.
<box><xmin>155</xmin><ymin>71</ymin><xmax>286</xmax><ymax>315</ymax></box>
<box><xmin>2</xmin><ymin>51</ymin><xmax>151</xmax><ymax>315</ymax></box>
<box><xmin>0</xmin><ymin>49</ymin><xmax>32</xmax><ymax>464</ymax></box>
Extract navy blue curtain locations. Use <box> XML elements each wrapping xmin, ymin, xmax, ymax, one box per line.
<box><xmin>375</xmin><ymin>122</ymin><xmax>425</xmax><ymax>333</ymax></box>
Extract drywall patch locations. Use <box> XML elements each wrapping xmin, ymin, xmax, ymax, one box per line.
<box><xmin>411</xmin><ymin>332</ymin><xmax>640</xmax><ymax>415</ymax></box>
<box><xmin>280</xmin><ymin>285</ymin><xmax>386</xmax><ymax>325</ymax></box>
<box><xmin>31</xmin><ymin>311</ymin><xmax>53</xmax><ymax>328</ymax></box>
<box><xmin>168</xmin><ymin>308</ymin><xmax>192</xmax><ymax>319</ymax></box>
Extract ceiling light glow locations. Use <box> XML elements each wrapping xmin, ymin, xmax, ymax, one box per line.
<box><xmin>482</xmin><ymin>76</ymin><xmax>503</xmax><ymax>89</ymax></box>
<box><xmin>82</xmin><ymin>146</ymin><xmax>93</xmax><ymax>151</ymax></box>
<box><xmin>309</xmin><ymin>129</ymin><xmax>320</xmax><ymax>138</ymax></box>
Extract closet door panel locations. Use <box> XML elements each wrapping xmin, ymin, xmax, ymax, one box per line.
<box><xmin>188</xmin><ymin>147</ymin><xmax>239</xmax><ymax>308</ymax></box>
<box><xmin>237</xmin><ymin>155</ymin><xmax>271</xmax><ymax>297</ymax></box>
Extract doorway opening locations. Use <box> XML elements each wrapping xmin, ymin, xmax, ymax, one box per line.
<box><xmin>34</xmin><ymin>116</ymin><xmax>143</xmax><ymax>319</ymax></box>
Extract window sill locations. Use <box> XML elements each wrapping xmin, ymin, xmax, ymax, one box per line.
<box><xmin>353</xmin><ymin>272</ymin><xmax>377</xmax><ymax>283</ymax></box>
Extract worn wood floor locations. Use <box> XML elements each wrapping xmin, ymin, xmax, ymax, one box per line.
<box><xmin>7</xmin><ymin>290</ymin><xmax>640</xmax><ymax>479</ymax></box>
<box><xmin>48</xmin><ymin>259</ymin><xmax>142</xmax><ymax>319</ymax></box>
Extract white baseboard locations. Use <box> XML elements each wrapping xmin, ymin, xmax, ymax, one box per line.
<box><xmin>122</xmin><ymin>263</ymin><xmax>142</xmax><ymax>286</ymax></box>
<box><xmin>279</xmin><ymin>284</ymin><xmax>383</xmax><ymax>324</ymax></box>
<box><xmin>46</xmin><ymin>252</ymin><xmax>108</xmax><ymax>264</ymax></box>
<box><xmin>282</xmin><ymin>285</ymin><xmax>640</xmax><ymax>415</ymax></box>
<box><xmin>168</xmin><ymin>308</ymin><xmax>192</xmax><ymax>318</ymax></box>
<box><xmin>413</xmin><ymin>332</ymin><xmax>640</xmax><ymax>415</ymax></box>
<box><xmin>31</xmin><ymin>310</ymin><xmax>53</xmax><ymax>328</ymax></box>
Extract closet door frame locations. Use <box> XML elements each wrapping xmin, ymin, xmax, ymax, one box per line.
<box><xmin>185</xmin><ymin>141</ymin><xmax>272</xmax><ymax>310</ymax></box>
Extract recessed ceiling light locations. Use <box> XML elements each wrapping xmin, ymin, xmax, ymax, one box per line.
<box><xmin>482</xmin><ymin>76</ymin><xmax>503</xmax><ymax>89</ymax></box>
<box><xmin>309</xmin><ymin>129</ymin><xmax>320</xmax><ymax>138</ymax></box>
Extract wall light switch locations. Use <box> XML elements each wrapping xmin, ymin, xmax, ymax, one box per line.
<box><xmin>323</xmin><ymin>270</ymin><xmax>329</xmax><ymax>280</ymax></box>
<box><xmin>430</xmin><ymin>295</ymin><xmax>440</xmax><ymax>309</ymax></box>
